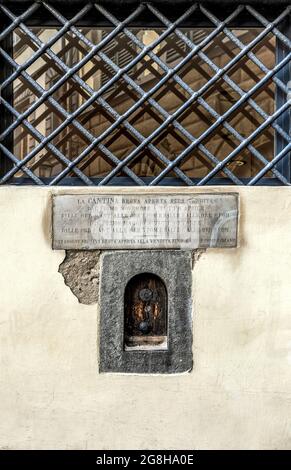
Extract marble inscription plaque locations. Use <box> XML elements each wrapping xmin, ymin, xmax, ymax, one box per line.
<box><xmin>52</xmin><ymin>193</ymin><xmax>238</xmax><ymax>250</ymax></box>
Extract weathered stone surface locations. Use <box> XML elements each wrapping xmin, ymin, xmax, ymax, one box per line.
<box><xmin>59</xmin><ymin>250</ymin><xmax>100</xmax><ymax>304</ymax></box>
<box><xmin>99</xmin><ymin>250</ymin><xmax>193</xmax><ymax>374</ymax></box>
<box><xmin>52</xmin><ymin>193</ymin><xmax>238</xmax><ymax>250</ymax></box>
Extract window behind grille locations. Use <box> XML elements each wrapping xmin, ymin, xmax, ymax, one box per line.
<box><xmin>0</xmin><ymin>1</ymin><xmax>290</xmax><ymax>186</ymax></box>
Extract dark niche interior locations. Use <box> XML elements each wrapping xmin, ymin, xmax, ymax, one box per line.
<box><xmin>124</xmin><ymin>272</ymin><xmax>168</xmax><ymax>351</ymax></box>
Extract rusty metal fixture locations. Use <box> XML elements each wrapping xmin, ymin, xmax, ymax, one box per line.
<box><xmin>139</xmin><ymin>288</ymin><xmax>153</xmax><ymax>302</ymax></box>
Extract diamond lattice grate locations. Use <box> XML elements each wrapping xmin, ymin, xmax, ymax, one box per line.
<box><xmin>0</xmin><ymin>2</ymin><xmax>290</xmax><ymax>185</ymax></box>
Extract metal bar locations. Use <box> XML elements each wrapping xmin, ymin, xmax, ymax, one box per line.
<box><xmin>0</xmin><ymin>97</ymin><xmax>94</xmax><ymax>185</ymax></box>
<box><xmin>0</xmin><ymin>2</ymin><xmax>173</xmax><ymax>185</ymax></box>
<box><xmin>6</xmin><ymin>176</ymin><xmax>286</xmax><ymax>187</ymax></box>
<box><xmin>0</xmin><ymin>3</ymin><xmax>93</xmax><ymax>92</ymax></box>
<box><xmin>50</xmin><ymin>3</ymin><xmax>242</xmax><ymax>185</ymax></box>
<box><xmin>275</xmin><ymin>15</ymin><xmax>291</xmax><ymax>182</ymax></box>
<box><xmin>0</xmin><ymin>4</ymin><xmax>147</xmax><ymax>185</ymax></box>
<box><xmin>43</xmin><ymin>2</ymin><xmax>197</xmax><ymax>185</ymax></box>
<box><xmin>201</xmin><ymin>4</ymin><xmax>290</xmax><ymax>95</ymax></box>
<box><xmin>248</xmin><ymin>142</ymin><xmax>291</xmax><ymax>184</ymax></box>
<box><xmin>93</xmin><ymin>4</ymin><xmax>244</xmax><ymax>185</ymax></box>
<box><xmin>198</xmin><ymin>99</ymin><xmax>291</xmax><ymax>185</ymax></box>
<box><xmin>148</xmin><ymin>3</ymin><xmax>290</xmax><ymax>184</ymax></box>
<box><xmin>0</xmin><ymin>2</ymin><xmax>40</xmax><ymax>42</ymax></box>
<box><xmin>199</xmin><ymin>5</ymin><xmax>290</xmax><ymax>143</ymax></box>
<box><xmin>147</xmin><ymin>6</ymin><xmax>289</xmax><ymax>183</ymax></box>
<box><xmin>0</xmin><ymin>19</ymin><xmax>14</xmax><ymax>178</ymax></box>
<box><xmin>98</xmin><ymin>3</ymin><xmax>290</xmax><ymax>184</ymax></box>
<box><xmin>150</xmin><ymin>52</ymin><xmax>291</xmax><ymax>185</ymax></box>
<box><xmin>0</xmin><ymin>2</ymin><xmax>289</xmax><ymax>186</ymax></box>
<box><xmin>0</xmin><ymin>143</ymin><xmax>44</xmax><ymax>184</ymax></box>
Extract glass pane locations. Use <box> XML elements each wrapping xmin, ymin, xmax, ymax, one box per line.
<box><xmin>11</xmin><ymin>27</ymin><xmax>277</xmax><ymax>180</ymax></box>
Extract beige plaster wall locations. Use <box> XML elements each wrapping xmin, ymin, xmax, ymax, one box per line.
<box><xmin>0</xmin><ymin>185</ymin><xmax>290</xmax><ymax>450</ymax></box>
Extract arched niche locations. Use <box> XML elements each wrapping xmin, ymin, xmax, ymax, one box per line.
<box><xmin>124</xmin><ymin>272</ymin><xmax>168</xmax><ymax>351</ymax></box>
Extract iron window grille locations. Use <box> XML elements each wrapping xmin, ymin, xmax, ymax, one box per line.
<box><xmin>0</xmin><ymin>1</ymin><xmax>290</xmax><ymax>186</ymax></box>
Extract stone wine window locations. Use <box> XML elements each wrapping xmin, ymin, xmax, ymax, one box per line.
<box><xmin>124</xmin><ymin>273</ymin><xmax>167</xmax><ymax>351</ymax></box>
<box><xmin>99</xmin><ymin>250</ymin><xmax>192</xmax><ymax>374</ymax></box>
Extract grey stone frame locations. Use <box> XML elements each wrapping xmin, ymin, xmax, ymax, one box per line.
<box><xmin>99</xmin><ymin>250</ymin><xmax>193</xmax><ymax>374</ymax></box>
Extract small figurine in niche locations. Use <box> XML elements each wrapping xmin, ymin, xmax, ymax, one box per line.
<box><xmin>124</xmin><ymin>273</ymin><xmax>167</xmax><ymax>350</ymax></box>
